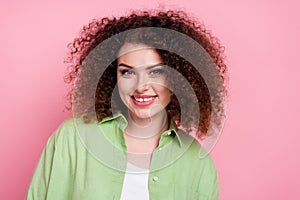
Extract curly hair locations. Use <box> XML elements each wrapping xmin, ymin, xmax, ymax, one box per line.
<box><xmin>64</xmin><ymin>9</ymin><xmax>228</xmax><ymax>139</ymax></box>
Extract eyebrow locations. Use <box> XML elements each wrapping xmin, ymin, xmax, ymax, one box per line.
<box><xmin>118</xmin><ymin>63</ymin><xmax>165</xmax><ymax>69</ymax></box>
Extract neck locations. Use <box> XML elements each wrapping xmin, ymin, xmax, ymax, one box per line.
<box><xmin>124</xmin><ymin>110</ymin><xmax>169</xmax><ymax>139</ymax></box>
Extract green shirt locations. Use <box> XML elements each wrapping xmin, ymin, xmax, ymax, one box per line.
<box><xmin>27</xmin><ymin>114</ymin><xmax>219</xmax><ymax>200</ymax></box>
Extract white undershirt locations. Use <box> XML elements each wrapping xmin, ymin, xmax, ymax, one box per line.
<box><xmin>120</xmin><ymin>162</ymin><xmax>150</xmax><ymax>200</ymax></box>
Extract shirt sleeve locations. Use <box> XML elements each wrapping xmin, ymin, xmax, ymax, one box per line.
<box><xmin>26</xmin><ymin>134</ymin><xmax>56</xmax><ymax>200</ymax></box>
<box><xmin>209</xmin><ymin>166</ymin><xmax>219</xmax><ymax>200</ymax></box>
<box><xmin>196</xmin><ymin>147</ymin><xmax>220</xmax><ymax>200</ymax></box>
<box><xmin>200</xmin><ymin>158</ymin><xmax>220</xmax><ymax>200</ymax></box>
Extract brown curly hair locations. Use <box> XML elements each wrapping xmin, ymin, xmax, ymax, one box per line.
<box><xmin>64</xmin><ymin>9</ymin><xmax>228</xmax><ymax>139</ymax></box>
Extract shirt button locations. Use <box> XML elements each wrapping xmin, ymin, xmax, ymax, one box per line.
<box><xmin>167</xmin><ymin>131</ymin><xmax>172</xmax><ymax>136</ymax></box>
<box><xmin>158</xmin><ymin>147</ymin><xmax>162</xmax><ymax>151</ymax></box>
<box><xmin>153</xmin><ymin>176</ymin><xmax>159</xmax><ymax>182</ymax></box>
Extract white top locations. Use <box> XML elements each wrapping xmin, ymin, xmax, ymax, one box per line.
<box><xmin>120</xmin><ymin>162</ymin><xmax>150</xmax><ymax>200</ymax></box>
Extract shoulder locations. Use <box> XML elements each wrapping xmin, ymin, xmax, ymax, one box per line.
<box><xmin>55</xmin><ymin>117</ymin><xmax>77</xmax><ymax>133</ymax></box>
<box><xmin>50</xmin><ymin>117</ymin><xmax>97</xmax><ymax>140</ymax></box>
<box><xmin>188</xmin><ymin>139</ymin><xmax>216</xmax><ymax>167</ymax></box>
<box><xmin>50</xmin><ymin>118</ymin><xmax>76</xmax><ymax>140</ymax></box>
<box><xmin>45</xmin><ymin>117</ymin><xmax>81</xmax><ymax>151</ymax></box>
<box><xmin>48</xmin><ymin>117</ymin><xmax>107</xmax><ymax>152</ymax></box>
<box><xmin>176</xmin><ymin>130</ymin><xmax>217</xmax><ymax>172</ymax></box>
<box><xmin>177</xmin><ymin>130</ymin><xmax>215</xmax><ymax>162</ymax></box>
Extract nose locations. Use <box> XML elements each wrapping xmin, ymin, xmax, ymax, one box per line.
<box><xmin>135</xmin><ymin>74</ymin><xmax>151</xmax><ymax>93</ymax></box>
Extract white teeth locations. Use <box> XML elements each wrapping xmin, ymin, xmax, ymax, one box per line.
<box><xmin>134</xmin><ymin>97</ymin><xmax>155</xmax><ymax>102</ymax></box>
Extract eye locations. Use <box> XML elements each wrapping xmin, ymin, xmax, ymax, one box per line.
<box><xmin>120</xmin><ymin>69</ymin><xmax>135</xmax><ymax>77</ymax></box>
<box><xmin>150</xmin><ymin>69</ymin><xmax>164</xmax><ymax>75</ymax></box>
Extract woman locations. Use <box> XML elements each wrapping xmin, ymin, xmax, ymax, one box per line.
<box><xmin>27</xmin><ymin>9</ymin><xmax>227</xmax><ymax>200</ymax></box>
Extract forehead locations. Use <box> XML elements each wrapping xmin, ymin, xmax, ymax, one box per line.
<box><xmin>117</xmin><ymin>43</ymin><xmax>162</xmax><ymax>68</ymax></box>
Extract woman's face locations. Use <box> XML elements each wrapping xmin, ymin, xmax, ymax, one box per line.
<box><xmin>117</xmin><ymin>43</ymin><xmax>172</xmax><ymax>120</ymax></box>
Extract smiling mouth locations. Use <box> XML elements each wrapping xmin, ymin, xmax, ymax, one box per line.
<box><xmin>131</xmin><ymin>95</ymin><xmax>158</xmax><ymax>106</ymax></box>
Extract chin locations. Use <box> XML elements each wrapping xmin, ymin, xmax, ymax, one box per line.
<box><xmin>130</xmin><ymin>106</ymin><xmax>167</xmax><ymax>120</ymax></box>
<box><xmin>129</xmin><ymin>109</ymin><xmax>152</xmax><ymax>120</ymax></box>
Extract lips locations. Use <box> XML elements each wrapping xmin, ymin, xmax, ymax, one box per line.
<box><xmin>131</xmin><ymin>94</ymin><xmax>157</xmax><ymax>106</ymax></box>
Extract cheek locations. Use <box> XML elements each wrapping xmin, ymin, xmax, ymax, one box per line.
<box><xmin>117</xmin><ymin>82</ymin><xmax>129</xmax><ymax>106</ymax></box>
<box><xmin>156</xmin><ymin>86</ymin><xmax>172</xmax><ymax>102</ymax></box>
<box><xmin>165</xmin><ymin>90</ymin><xmax>173</xmax><ymax>103</ymax></box>
<box><xmin>158</xmin><ymin>77</ymin><xmax>173</xmax><ymax>94</ymax></box>
<box><xmin>117</xmin><ymin>80</ymin><xmax>126</xmax><ymax>95</ymax></box>
<box><xmin>117</xmin><ymin>79</ymin><xmax>134</xmax><ymax>96</ymax></box>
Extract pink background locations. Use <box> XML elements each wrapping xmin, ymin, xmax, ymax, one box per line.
<box><xmin>1</xmin><ymin>0</ymin><xmax>299</xmax><ymax>199</ymax></box>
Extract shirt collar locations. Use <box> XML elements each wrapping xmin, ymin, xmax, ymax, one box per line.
<box><xmin>98</xmin><ymin>113</ymin><xmax>183</xmax><ymax>147</ymax></box>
